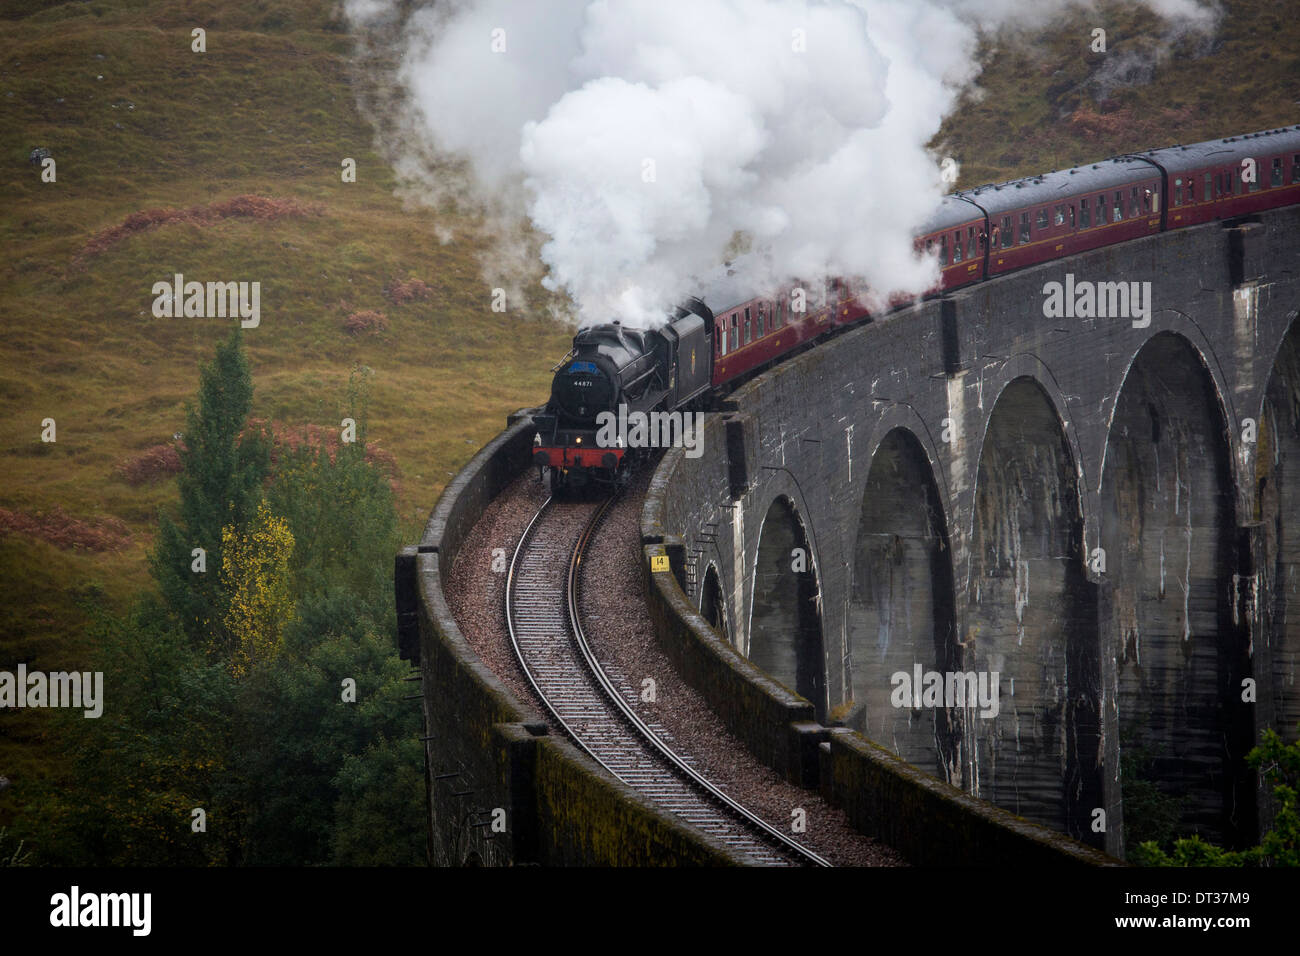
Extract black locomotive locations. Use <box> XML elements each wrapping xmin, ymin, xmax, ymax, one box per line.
<box><xmin>532</xmin><ymin>301</ymin><xmax>713</xmax><ymax>493</ymax></box>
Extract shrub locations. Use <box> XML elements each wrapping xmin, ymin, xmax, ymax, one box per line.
<box><xmin>342</xmin><ymin>310</ymin><xmax>388</xmax><ymax>337</ymax></box>
<box><xmin>383</xmin><ymin>278</ymin><xmax>433</xmax><ymax>305</ymax></box>
<box><xmin>115</xmin><ymin>443</ymin><xmax>183</xmax><ymax>485</ymax></box>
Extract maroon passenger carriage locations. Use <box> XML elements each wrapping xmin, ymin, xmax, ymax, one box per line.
<box><xmin>701</xmin><ymin>124</ymin><xmax>1300</xmax><ymax>388</ymax></box>
<box><xmin>926</xmin><ymin>124</ymin><xmax>1300</xmax><ymax>283</ymax></box>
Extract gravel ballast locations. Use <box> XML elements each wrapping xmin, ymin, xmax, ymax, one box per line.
<box><xmin>445</xmin><ymin>465</ymin><xmax>904</xmax><ymax>866</ymax></box>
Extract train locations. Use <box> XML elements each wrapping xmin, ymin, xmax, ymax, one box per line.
<box><xmin>532</xmin><ymin>124</ymin><xmax>1300</xmax><ymax>493</ymax></box>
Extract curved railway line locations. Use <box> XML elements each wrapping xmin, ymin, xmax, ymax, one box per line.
<box><xmin>505</xmin><ymin>493</ymin><xmax>830</xmax><ymax>867</ymax></box>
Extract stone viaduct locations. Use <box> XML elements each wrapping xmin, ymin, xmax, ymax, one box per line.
<box><xmin>400</xmin><ymin>205</ymin><xmax>1298</xmax><ymax>865</ymax></box>
<box><xmin>654</xmin><ymin>205</ymin><xmax>1300</xmax><ymax>857</ymax></box>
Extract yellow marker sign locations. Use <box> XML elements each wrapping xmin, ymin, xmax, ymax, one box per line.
<box><xmin>650</xmin><ymin>554</ymin><xmax>670</xmax><ymax>573</ymax></box>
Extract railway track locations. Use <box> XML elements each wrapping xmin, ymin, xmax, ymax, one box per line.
<box><xmin>505</xmin><ymin>492</ymin><xmax>830</xmax><ymax>867</ymax></box>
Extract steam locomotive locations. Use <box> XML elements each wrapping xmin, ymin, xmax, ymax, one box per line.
<box><xmin>530</xmin><ymin>304</ymin><xmax>714</xmax><ymax>493</ymax></box>
<box><xmin>533</xmin><ymin>124</ymin><xmax>1300</xmax><ymax>492</ymax></box>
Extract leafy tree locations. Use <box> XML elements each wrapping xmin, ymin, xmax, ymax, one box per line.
<box><xmin>22</xmin><ymin>600</ymin><xmax>236</xmax><ymax>866</ymax></box>
<box><xmin>1246</xmin><ymin>727</ymin><xmax>1299</xmax><ymax>867</ymax></box>
<box><xmin>25</xmin><ymin>344</ymin><xmax>421</xmax><ymax>866</ymax></box>
<box><xmin>1131</xmin><ymin>726</ymin><xmax>1300</xmax><ymax>866</ymax></box>
<box><xmin>151</xmin><ymin>330</ymin><xmax>270</xmax><ymax>655</ymax></box>
<box><xmin>1120</xmin><ymin>738</ymin><xmax>1184</xmax><ymax>850</ymax></box>
<box><xmin>1129</xmin><ymin>835</ymin><xmax>1249</xmax><ymax>867</ymax></box>
<box><xmin>332</xmin><ymin>736</ymin><xmax>427</xmax><ymax>865</ymax></box>
<box><xmin>266</xmin><ymin>439</ymin><xmax>397</xmax><ymax>646</ymax></box>
<box><xmin>223</xmin><ymin>629</ymin><xmax>420</xmax><ymax>864</ymax></box>
<box><xmin>221</xmin><ymin>500</ymin><xmax>296</xmax><ymax>676</ymax></box>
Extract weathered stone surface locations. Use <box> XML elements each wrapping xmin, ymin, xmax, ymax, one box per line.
<box><xmin>648</xmin><ymin>207</ymin><xmax>1300</xmax><ymax>858</ymax></box>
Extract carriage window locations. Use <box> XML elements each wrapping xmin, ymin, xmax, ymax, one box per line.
<box><xmin>1037</xmin><ymin>208</ymin><xmax>1049</xmax><ymax>229</ymax></box>
<box><xmin>1249</xmin><ymin>161</ymin><xmax>1260</xmax><ymax>192</ymax></box>
<box><xmin>1174</xmin><ymin>178</ymin><xmax>1183</xmax><ymax>205</ymax></box>
<box><xmin>1080</xmin><ymin>199</ymin><xmax>1091</xmax><ymax>228</ymax></box>
<box><xmin>1019</xmin><ymin>211</ymin><xmax>1031</xmax><ymax>244</ymax></box>
<box><xmin>1114</xmin><ymin>191</ymin><xmax>1124</xmax><ymax>220</ymax></box>
<box><xmin>1232</xmin><ymin>167</ymin><xmax>1241</xmax><ymax>194</ymax></box>
<box><xmin>1001</xmin><ymin>216</ymin><xmax>1012</xmax><ymax>248</ymax></box>
<box><xmin>765</xmin><ymin>302</ymin><xmax>774</xmax><ymax>334</ymax></box>
<box><xmin>1214</xmin><ymin>173</ymin><xmax>1222</xmax><ymax>197</ymax></box>
<box><xmin>967</xmin><ymin>226</ymin><xmax>976</xmax><ymax>259</ymax></box>
<box><xmin>1151</xmin><ymin>188</ymin><xmax>1159</xmax><ymax>213</ymax></box>
<box><xmin>776</xmin><ymin>300</ymin><xmax>785</xmax><ymax>328</ymax></box>
<box><xmin>926</xmin><ymin>238</ymin><xmax>934</xmax><ymax>256</ymax></box>
<box><xmin>1292</xmin><ymin>154</ymin><xmax>1300</xmax><ymax>184</ymax></box>
<box><xmin>940</xmin><ymin>235</ymin><xmax>948</xmax><ymax>263</ymax></box>
<box><xmin>1203</xmin><ymin>173</ymin><xmax>1212</xmax><ymax>200</ymax></box>
<box><xmin>730</xmin><ymin>314</ymin><xmax>738</xmax><ymax>351</ymax></box>
<box><xmin>743</xmin><ymin>307</ymin><xmax>751</xmax><ymax>345</ymax></box>
<box><xmin>1054</xmin><ymin>204</ymin><xmax>1065</xmax><ymax>226</ymax></box>
<box><xmin>1187</xmin><ymin>178</ymin><xmax>1195</xmax><ymax>202</ymax></box>
<box><xmin>953</xmin><ymin>230</ymin><xmax>963</xmax><ymax>262</ymax></box>
<box><xmin>1144</xmin><ymin>186</ymin><xmax>1152</xmax><ymax>209</ymax></box>
<box><xmin>1069</xmin><ymin>204</ymin><xmax>1076</xmax><ymax>227</ymax></box>
<box><xmin>1272</xmin><ymin>157</ymin><xmax>1284</xmax><ymax>187</ymax></box>
<box><xmin>1131</xmin><ymin>187</ymin><xmax>1140</xmax><ymax>217</ymax></box>
<box><xmin>1096</xmin><ymin>195</ymin><xmax>1107</xmax><ymax>223</ymax></box>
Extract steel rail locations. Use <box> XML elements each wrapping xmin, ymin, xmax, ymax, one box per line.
<box><xmin>565</xmin><ymin>495</ymin><xmax>830</xmax><ymax>867</ymax></box>
<box><xmin>505</xmin><ymin>493</ymin><xmax>829</xmax><ymax>866</ymax></box>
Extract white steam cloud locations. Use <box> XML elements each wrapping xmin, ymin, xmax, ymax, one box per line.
<box><xmin>346</xmin><ymin>0</ymin><xmax>1218</xmax><ymax>327</ymax></box>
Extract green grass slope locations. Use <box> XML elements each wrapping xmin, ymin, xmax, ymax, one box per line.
<box><xmin>0</xmin><ymin>0</ymin><xmax>572</xmax><ymax>793</ymax></box>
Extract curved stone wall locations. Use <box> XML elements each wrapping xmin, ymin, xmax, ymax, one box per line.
<box><xmin>399</xmin><ymin>411</ymin><xmax>744</xmax><ymax>865</ymax></box>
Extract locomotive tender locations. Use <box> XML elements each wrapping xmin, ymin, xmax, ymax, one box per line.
<box><xmin>534</xmin><ymin>124</ymin><xmax>1300</xmax><ymax>491</ymax></box>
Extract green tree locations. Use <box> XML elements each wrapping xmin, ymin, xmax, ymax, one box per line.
<box><xmin>267</xmin><ymin>439</ymin><xmax>397</xmax><ymax>649</ymax></box>
<box><xmin>1131</xmin><ymin>726</ymin><xmax>1300</xmax><ymax>866</ymax></box>
<box><xmin>221</xmin><ymin>500</ymin><xmax>296</xmax><ymax>676</ymax></box>
<box><xmin>151</xmin><ymin>330</ymin><xmax>270</xmax><ymax>655</ymax></box>
<box><xmin>27</xmin><ymin>352</ymin><xmax>422</xmax><ymax>867</ymax></box>
<box><xmin>223</xmin><ymin>629</ymin><xmax>420</xmax><ymax>864</ymax></box>
<box><xmin>332</xmin><ymin>736</ymin><xmax>427</xmax><ymax>866</ymax></box>
<box><xmin>1246</xmin><ymin>727</ymin><xmax>1300</xmax><ymax>867</ymax></box>
<box><xmin>1120</xmin><ymin>739</ymin><xmax>1184</xmax><ymax>850</ymax></box>
<box><xmin>22</xmin><ymin>599</ymin><xmax>236</xmax><ymax>866</ymax></box>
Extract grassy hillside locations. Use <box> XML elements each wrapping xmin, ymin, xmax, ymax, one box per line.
<box><xmin>942</xmin><ymin>1</ymin><xmax>1300</xmax><ymax>187</ymax></box>
<box><xmin>0</xmin><ymin>0</ymin><xmax>1296</xmax><ymax>823</ymax></box>
<box><xmin>0</xmin><ymin>0</ymin><xmax>572</xmax><ymax>796</ymax></box>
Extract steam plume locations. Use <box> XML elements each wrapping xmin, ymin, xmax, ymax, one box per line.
<box><xmin>346</xmin><ymin>0</ymin><xmax>1218</xmax><ymax>327</ymax></box>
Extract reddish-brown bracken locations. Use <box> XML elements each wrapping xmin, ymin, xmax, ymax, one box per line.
<box><xmin>0</xmin><ymin>506</ymin><xmax>132</xmax><ymax>552</ymax></box>
<box><xmin>115</xmin><ymin>443</ymin><xmax>183</xmax><ymax>485</ymax></box>
<box><xmin>76</xmin><ymin>194</ymin><xmax>322</xmax><ymax>264</ymax></box>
